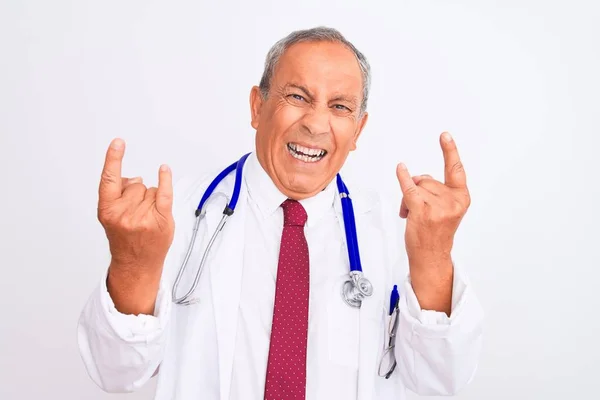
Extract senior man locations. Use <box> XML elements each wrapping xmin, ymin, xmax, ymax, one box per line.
<box><xmin>78</xmin><ymin>26</ymin><xmax>484</xmax><ymax>400</ymax></box>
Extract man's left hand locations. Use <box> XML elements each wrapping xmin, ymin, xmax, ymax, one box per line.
<box><xmin>396</xmin><ymin>132</ymin><xmax>470</xmax><ymax>313</ymax></box>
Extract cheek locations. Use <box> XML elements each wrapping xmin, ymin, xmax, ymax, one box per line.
<box><xmin>269</xmin><ymin>105</ymin><xmax>304</xmax><ymax>140</ymax></box>
<box><xmin>331</xmin><ymin>119</ymin><xmax>359</xmax><ymax>151</ymax></box>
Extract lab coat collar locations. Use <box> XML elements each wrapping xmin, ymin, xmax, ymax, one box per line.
<box><xmin>244</xmin><ymin>151</ymin><xmax>336</xmax><ymax>228</ymax></box>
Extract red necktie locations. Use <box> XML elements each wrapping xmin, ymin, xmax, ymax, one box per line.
<box><xmin>264</xmin><ymin>199</ymin><xmax>310</xmax><ymax>399</ymax></box>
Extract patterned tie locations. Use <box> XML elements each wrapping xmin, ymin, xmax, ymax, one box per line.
<box><xmin>264</xmin><ymin>199</ymin><xmax>310</xmax><ymax>399</ymax></box>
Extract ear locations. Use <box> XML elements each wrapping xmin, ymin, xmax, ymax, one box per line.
<box><xmin>250</xmin><ymin>86</ymin><xmax>264</xmax><ymax>130</ymax></box>
<box><xmin>350</xmin><ymin>111</ymin><xmax>369</xmax><ymax>151</ymax></box>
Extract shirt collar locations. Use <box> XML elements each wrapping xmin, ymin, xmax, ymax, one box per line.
<box><xmin>243</xmin><ymin>152</ymin><xmax>336</xmax><ymax>227</ymax></box>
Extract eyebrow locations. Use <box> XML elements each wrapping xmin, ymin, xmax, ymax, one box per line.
<box><xmin>330</xmin><ymin>94</ymin><xmax>359</xmax><ymax>106</ymax></box>
<box><xmin>285</xmin><ymin>83</ymin><xmax>314</xmax><ymax>99</ymax></box>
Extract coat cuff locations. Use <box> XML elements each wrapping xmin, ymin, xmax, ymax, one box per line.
<box><xmin>402</xmin><ymin>261</ymin><xmax>471</xmax><ymax>327</ymax></box>
<box><xmin>97</xmin><ymin>270</ymin><xmax>171</xmax><ymax>342</ymax></box>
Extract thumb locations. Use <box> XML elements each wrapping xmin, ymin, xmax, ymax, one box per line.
<box><xmin>396</xmin><ymin>163</ymin><xmax>423</xmax><ymax>210</ymax></box>
<box><xmin>399</xmin><ymin>175</ymin><xmax>429</xmax><ymax>218</ymax></box>
<box><xmin>155</xmin><ymin>164</ymin><xmax>173</xmax><ymax>216</ymax></box>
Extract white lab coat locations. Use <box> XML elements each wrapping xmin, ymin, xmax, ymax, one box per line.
<box><xmin>77</xmin><ymin>165</ymin><xmax>484</xmax><ymax>400</ymax></box>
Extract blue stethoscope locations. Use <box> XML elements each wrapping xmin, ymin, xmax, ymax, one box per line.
<box><xmin>171</xmin><ymin>153</ymin><xmax>374</xmax><ymax>308</ymax></box>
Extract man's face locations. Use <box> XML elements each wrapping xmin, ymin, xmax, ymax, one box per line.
<box><xmin>250</xmin><ymin>40</ymin><xmax>368</xmax><ymax>200</ymax></box>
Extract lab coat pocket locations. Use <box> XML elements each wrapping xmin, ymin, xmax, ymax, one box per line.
<box><xmin>327</xmin><ymin>275</ymin><xmax>361</xmax><ymax>369</ymax></box>
<box><xmin>380</xmin><ymin>312</ymin><xmax>394</xmax><ymax>369</ymax></box>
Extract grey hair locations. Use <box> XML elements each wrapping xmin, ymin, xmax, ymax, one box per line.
<box><xmin>258</xmin><ymin>26</ymin><xmax>371</xmax><ymax>116</ymax></box>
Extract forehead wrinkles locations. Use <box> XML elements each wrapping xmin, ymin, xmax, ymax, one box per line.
<box><xmin>272</xmin><ymin>42</ymin><xmax>363</xmax><ymax>101</ymax></box>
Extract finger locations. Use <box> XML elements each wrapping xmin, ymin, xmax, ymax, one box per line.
<box><xmin>396</xmin><ymin>163</ymin><xmax>423</xmax><ymax>210</ymax></box>
<box><xmin>156</xmin><ymin>164</ymin><xmax>173</xmax><ymax>215</ymax></box>
<box><xmin>416</xmin><ymin>178</ymin><xmax>446</xmax><ymax>196</ymax></box>
<box><xmin>134</xmin><ymin>187</ymin><xmax>158</xmax><ymax>217</ymax></box>
<box><xmin>121</xmin><ymin>182</ymin><xmax>147</xmax><ymax>205</ymax></box>
<box><xmin>144</xmin><ymin>186</ymin><xmax>158</xmax><ymax>201</ymax></box>
<box><xmin>121</xmin><ymin>177</ymin><xmax>143</xmax><ymax>190</ymax></box>
<box><xmin>99</xmin><ymin>138</ymin><xmax>125</xmax><ymax>203</ymax></box>
<box><xmin>400</xmin><ymin>175</ymin><xmax>431</xmax><ymax>218</ymax></box>
<box><xmin>412</xmin><ymin>174</ymin><xmax>433</xmax><ymax>185</ymax></box>
<box><xmin>400</xmin><ymin>199</ymin><xmax>408</xmax><ymax>218</ymax></box>
<box><xmin>440</xmin><ymin>132</ymin><xmax>467</xmax><ymax>188</ymax></box>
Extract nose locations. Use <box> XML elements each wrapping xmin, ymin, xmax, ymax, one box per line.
<box><xmin>301</xmin><ymin>106</ymin><xmax>331</xmax><ymax>136</ymax></box>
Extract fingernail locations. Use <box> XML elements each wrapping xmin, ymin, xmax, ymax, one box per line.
<box><xmin>398</xmin><ymin>163</ymin><xmax>407</xmax><ymax>170</ymax></box>
<box><xmin>130</xmin><ymin>176</ymin><xmax>143</xmax><ymax>183</ymax></box>
<box><xmin>111</xmin><ymin>138</ymin><xmax>124</xmax><ymax>150</ymax></box>
<box><xmin>160</xmin><ymin>164</ymin><xmax>170</xmax><ymax>172</ymax></box>
<box><xmin>442</xmin><ymin>132</ymin><xmax>453</xmax><ymax>142</ymax></box>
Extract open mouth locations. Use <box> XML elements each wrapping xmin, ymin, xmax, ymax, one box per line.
<box><xmin>287</xmin><ymin>143</ymin><xmax>327</xmax><ymax>163</ymax></box>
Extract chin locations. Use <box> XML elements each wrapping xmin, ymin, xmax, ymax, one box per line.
<box><xmin>287</xmin><ymin>179</ymin><xmax>323</xmax><ymax>195</ymax></box>
<box><xmin>279</xmin><ymin>165</ymin><xmax>333</xmax><ymax>198</ymax></box>
<box><xmin>268</xmin><ymin>143</ymin><xmax>340</xmax><ymax>197</ymax></box>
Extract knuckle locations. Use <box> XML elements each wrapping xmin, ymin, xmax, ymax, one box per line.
<box><xmin>97</xmin><ymin>209</ymin><xmax>108</xmax><ymax>225</ymax></box>
<box><xmin>429</xmin><ymin>203</ymin><xmax>464</xmax><ymax>224</ymax></box>
<box><xmin>100</xmin><ymin>171</ymin><xmax>118</xmax><ymax>185</ymax></box>
<box><xmin>140</xmin><ymin>218</ymin><xmax>157</xmax><ymax>232</ymax></box>
<box><xmin>123</xmin><ymin>183</ymin><xmax>146</xmax><ymax>197</ymax></box>
<box><xmin>119</xmin><ymin>216</ymin><xmax>136</xmax><ymax>232</ymax></box>
<box><xmin>405</xmin><ymin>185</ymin><xmax>419</xmax><ymax>196</ymax></box>
<box><xmin>117</xmin><ymin>215</ymin><xmax>147</xmax><ymax>234</ymax></box>
<box><xmin>132</xmin><ymin>183</ymin><xmax>148</xmax><ymax>192</ymax></box>
<box><xmin>464</xmin><ymin>191</ymin><xmax>472</xmax><ymax>208</ymax></box>
<box><xmin>131</xmin><ymin>219</ymin><xmax>155</xmax><ymax>233</ymax></box>
<box><xmin>451</xmin><ymin>200</ymin><xmax>464</xmax><ymax>215</ymax></box>
<box><xmin>97</xmin><ymin>205</ymin><xmax>117</xmax><ymax>225</ymax></box>
<box><xmin>148</xmin><ymin>188</ymin><xmax>159</xmax><ymax>198</ymax></box>
<box><xmin>416</xmin><ymin>180</ymin><xmax>431</xmax><ymax>189</ymax></box>
<box><xmin>451</xmin><ymin>161</ymin><xmax>464</xmax><ymax>175</ymax></box>
<box><xmin>157</xmin><ymin>192</ymin><xmax>171</xmax><ymax>202</ymax></box>
<box><xmin>431</xmin><ymin>208</ymin><xmax>447</xmax><ymax>223</ymax></box>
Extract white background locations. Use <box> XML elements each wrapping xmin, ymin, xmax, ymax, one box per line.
<box><xmin>1</xmin><ymin>0</ymin><xmax>599</xmax><ymax>399</ymax></box>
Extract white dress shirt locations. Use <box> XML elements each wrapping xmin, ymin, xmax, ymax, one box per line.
<box><xmin>77</xmin><ymin>151</ymin><xmax>484</xmax><ymax>400</ymax></box>
<box><xmin>230</xmin><ymin>152</ymin><xmax>362</xmax><ymax>399</ymax></box>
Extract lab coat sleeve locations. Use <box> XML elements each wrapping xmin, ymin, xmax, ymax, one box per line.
<box><xmin>76</xmin><ymin>173</ymin><xmax>203</xmax><ymax>393</ymax></box>
<box><xmin>393</xmin><ymin>261</ymin><xmax>484</xmax><ymax>396</ymax></box>
<box><xmin>77</xmin><ymin>269</ymin><xmax>172</xmax><ymax>393</ymax></box>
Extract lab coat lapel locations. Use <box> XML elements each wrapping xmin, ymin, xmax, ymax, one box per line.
<box><xmin>334</xmin><ymin>189</ymin><xmax>385</xmax><ymax>400</ymax></box>
<box><xmin>205</xmin><ymin>180</ymin><xmax>248</xmax><ymax>400</ymax></box>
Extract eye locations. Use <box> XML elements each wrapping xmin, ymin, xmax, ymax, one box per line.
<box><xmin>289</xmin><ymin>94</ymin><xmax>306</xmax><ymax>102</ymax></box>
<box><xmin>333</xmin><ymin>104</ymin><xmax>351</xmax><ymax>112</ymax></box>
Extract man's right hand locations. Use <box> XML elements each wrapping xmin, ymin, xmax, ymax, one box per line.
<box><xmin>97</xmin><ymin>138</ymin><xmax>175</xmax><ymax>315</ymax></box>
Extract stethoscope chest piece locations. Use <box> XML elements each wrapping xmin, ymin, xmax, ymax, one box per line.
<box><xmin>341</xmin><ymin>271</ymin><xmax>374</xmax><ymax>308</ymax></box>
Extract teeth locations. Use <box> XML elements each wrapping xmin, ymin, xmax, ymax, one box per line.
<box><xmin>290</xmin><ymin>143</ymin><xmax>324</xmax><ymax>156</ymax></box>
<box><xmin>287</xmin><ymin>143</ymin><xmax>327</xmax><ymax>163</ymax></box>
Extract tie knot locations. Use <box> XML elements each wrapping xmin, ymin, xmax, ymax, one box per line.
<box><xmin>281</xmin><ymin>199</ymin><xmax>307</xmax><ymax>227</ymax></box>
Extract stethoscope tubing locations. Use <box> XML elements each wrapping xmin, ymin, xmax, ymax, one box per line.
<box><xmin>336</xmin><ymin>175</ymin><xmax>362</xmax><ymax>273</ymax></box>
<box><xmin>172</xmin><ymin>152</ymin><xmax>371</xmax><ymax>307</ymax></box>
